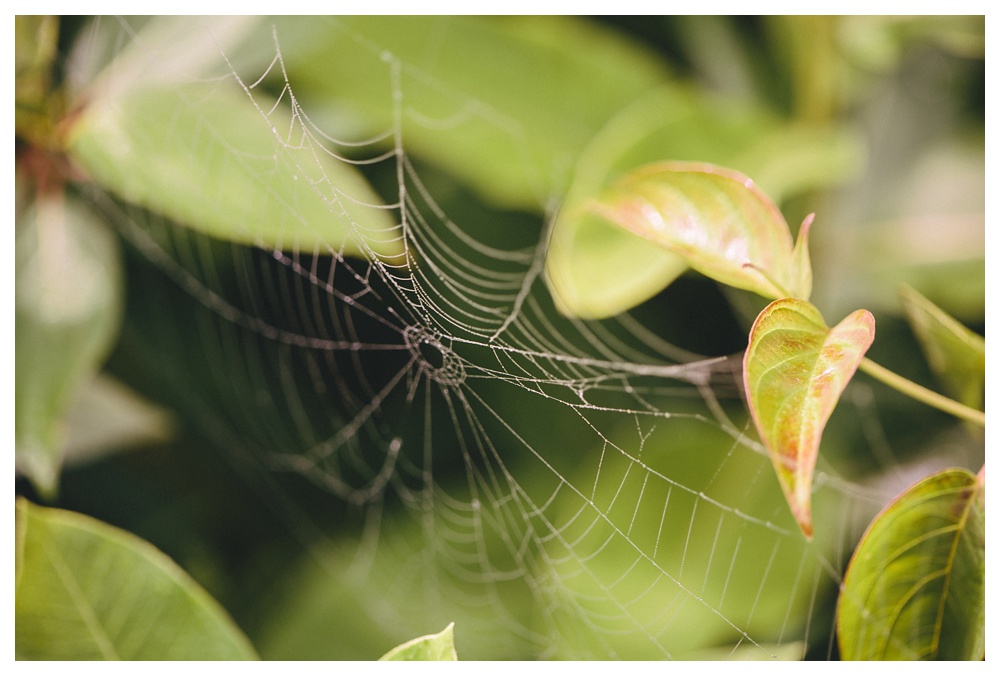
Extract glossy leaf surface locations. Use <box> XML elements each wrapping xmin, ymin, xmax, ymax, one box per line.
<box><xmin>837</xmin><ymin>468</ymin><xmax>985</xmax><ymax>660</ymax></box>
<box><xmin>587</xmin><ymin>162</ymin><xmax>813</xmax><ymax>305</ymax></box>
<box><xmin>68</xmin><ymin>80</ymin><xmax>402</xmax><ymax>259</ymax></box>
<box><xmin>899</xmin><ymin>285</ymin><xmax>985</xmax><ymax>411</ymax></box>
<box><xmin>379</xmin><ymin>623</ymin><xmax>458</xmax><ymax>661</ymax></box>
<box><xmin>546</xmin><ymin>87</ymin><xmax>860</xmax><ymax>318</ymax></box>
<box><xmin>15</xmin><ymin>499</ymin><xmax>257</xmax><ymax>660</ymax></box>
<box><xmin>743</xmin><ymin>298</ymin><xmax>875</xmax><ymax>538</ymax></box>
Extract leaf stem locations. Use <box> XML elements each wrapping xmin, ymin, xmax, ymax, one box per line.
<box><xmin>859</xmin><ymin>358</ymin><xmax>985</xmax><ymax>427</ymax></box>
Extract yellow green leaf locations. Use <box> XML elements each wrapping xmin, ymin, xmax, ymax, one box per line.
<box><xmin>277</xmin><ymin>15</ymin><xmax>669</xmax><ymax>211</ymax></box>
<box><xmin>545</xmin><ymin>86</ymin><xmax>860</xmax><ymax>319</ymax></box>
<box><xmin>68</xmin><ymin>80</ymin><xmax>402</xmax><ymax>260</ymax></box>
<box><xmin>899</xmin><ymin>285</ymin><xmax>984</xmax><ymax>411</ymax></box>
<box><xmin>743</xmin><ymin>298</ymin><xmax>875</xmax><ymax>538</ymax></box>
<box><xmin>837</xmin><ymin>467</ymin><xmax>985</xmax><ymax>660</ymax></box>
<box><xmin>379</xmin><ymin>623</ymin><xmax>458</xmax><ymax>661</ymax></box>
<box><xmin>15</xmin><ymin>499</ymin><xmax>258</xmax><ymax>660</ymax></box>
<box><xmin>588</xmin><ymin>162</ymin><xmax>813</xmax><ymax>303</ymax></box>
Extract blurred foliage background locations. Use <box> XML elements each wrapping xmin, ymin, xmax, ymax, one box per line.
<box><xmin>15</xmin><ymin>15</ymin><xmax>984</xmax><ymax>660</ymax></box>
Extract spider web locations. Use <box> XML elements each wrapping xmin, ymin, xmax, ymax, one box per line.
<box><xmin>68</xmin><ymin>16</ymin><xmax>957</xmax><ymax>660</ymax></box>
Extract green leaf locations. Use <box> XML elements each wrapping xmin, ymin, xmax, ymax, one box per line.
<box><xmin>378</xmin><ymin>623</ymin><xmax>458</xmax><ymax>661</ymax></box>
<box><xmin>276</xmin><ymin>15</ymin><xmax>669</xmax><ymax>210</ymax></box>
<box><xmin>15</xmin><ymin>190</ymin><xmax>123</xmax><ymax>499</ymax></box>
<box><xmin>15</xmin><ymin>499</ymin><xmax>258</xmax><ymax>660</ymax></box>
<box><xmin>899</xmin><ymin>285</ymin><xmax>985</xmax><ymax>411</ymax></box>
<box><xmin>545</xmin><ymin>84</ymin><xmax>860</xmax><ymax>318</ymax></box>
<box><xmin>587</xmin><ymin>162</ymin><xmax>813</xmax><ymax>304</ymax></box>
<box><xmin>837</xmin><ymin>467</ymin><xmax>985</xmax><ymax>660</ymax></box>
<box><xmin>743</xmin><ymin>298</ymin><xmax>875</xmax><ymax>538</ymax></box>
<box><xmin>546</xmin><ymin>206</ymin><xmax>689</xmax><ymax>320</ymax></box>
<box><xmin>67</xmin><ymin>79</ymin><xmax>402</xmax><ymax>260</ymax></box>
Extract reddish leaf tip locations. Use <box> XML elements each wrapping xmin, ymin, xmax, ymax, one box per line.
<box><xmin>744</xmin><ymin>299</ymin><xmax>876</xmax><ymax>540</ymax></box>
<box><xmin>798</xmin><ymin>517</ymin><xmax>814</xmax><ymax>540</ymax></box>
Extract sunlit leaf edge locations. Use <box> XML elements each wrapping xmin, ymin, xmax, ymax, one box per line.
<box><xmin>836</xmin><ymin>467</ymin><xmax>985</xmax><ymax>660</ymax></box>
<box><xmin>378</xmin><ymin>622</ymin><xmax>458</xmax><ymax>661</ymax></box>
<box><xmin>15</xmin><ymin>498</ymin><xmax>259</xmax><ymax>660</ymax></box>
<box><xmin>588</xmin><ymin>161</ymin><xmax>813</xmax><ymax>301</ymax></box>
<box><xmin>743</xmin><ymin>298</ymin><xmax>875</xmax><ymax>538</ymax></box>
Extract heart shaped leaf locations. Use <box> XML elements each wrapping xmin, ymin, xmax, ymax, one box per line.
<box><xmin>588</xmin><ymin>162</ymin><xmax>813</xmax><ymax>301</ymax></box>
<box><xmin>837</xmin><ymin>467</ymin><xmax>985</xmax><ymax>660</ymax></box>
<box><xmin>743</xmin><ymin>298</ymin><xmax>875</xmax><ymax>538</ymax></box>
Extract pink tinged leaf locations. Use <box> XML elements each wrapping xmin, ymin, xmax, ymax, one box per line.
<box><xmin>588</xmin><ymin>162</ymin><xmax>813</xmax><ymax>301</ymax></box>
<box><xmin>743</xmin><ymin>298</ymin><xmax>875</xmax><ymax>538</ymax></box>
